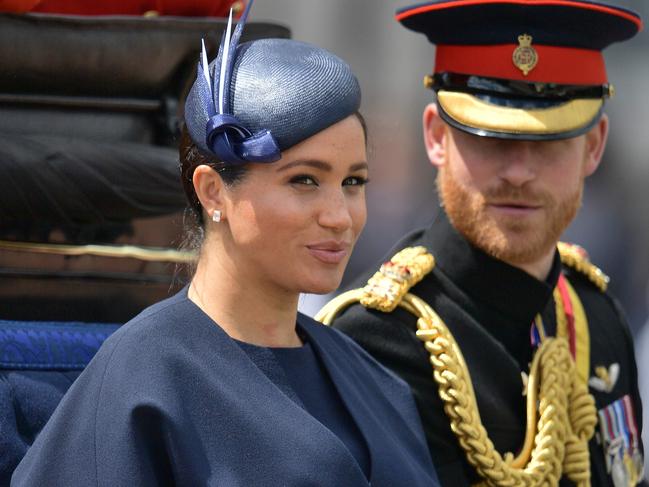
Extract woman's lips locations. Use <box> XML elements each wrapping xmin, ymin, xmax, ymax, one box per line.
<box><xmin>306</xmin><ymin>242</ymin><xmax>350</xmax><ymax>264</ymax></box>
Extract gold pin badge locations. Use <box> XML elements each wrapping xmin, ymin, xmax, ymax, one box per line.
<box><xmin>513</xmin><ymin>33</ymin><xmax>538</xmax><ymax>76</ymax></box>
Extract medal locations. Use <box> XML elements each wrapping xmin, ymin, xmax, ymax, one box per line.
<box><xmin>598</xmin><ymin>395</ymin><xmax>644</xmax><ymax>486</ymax></box>
<box><xmin>632</xmin><ymin>450</ymin><xmax>645</xmax><ymax>483</ymax></box>
<box><xmin>611</xmin><ymin>453</ymin><xmax>629</xmax><ymax>487</ymax></box>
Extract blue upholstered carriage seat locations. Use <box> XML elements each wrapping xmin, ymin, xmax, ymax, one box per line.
<box><xmin>0</xmin><ymin>320</ymin><xmax>120</xmax><ymax>486</ymax></box>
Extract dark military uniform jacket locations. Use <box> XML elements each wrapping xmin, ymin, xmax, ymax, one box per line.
<box><xmin>332</xmin><ymin>210</ymin><xmax>643</xmax><ymax>486</ymax></box>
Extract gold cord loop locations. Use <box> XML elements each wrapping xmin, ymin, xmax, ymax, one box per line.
<box><xmin>413</xmin><ymin>293</ymin><xmax>597</xmax><ymax>486</ymax></box>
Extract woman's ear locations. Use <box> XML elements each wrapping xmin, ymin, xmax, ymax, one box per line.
<box><xmin>582</xmin><ymin>114</ymin><xmax>609</xmax><ymax>177</ymax></box>
<box><xmin>193</xmin><ymin>165</ymin><xmax>226</xmax><ymax>222</ymax></box>
<box><xmin>423</xmin><ymin>103</ymin><xmax>447</xmax><ymax>168</ymax></box>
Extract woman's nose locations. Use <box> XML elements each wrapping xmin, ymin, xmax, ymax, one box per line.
<box><xmin>317</xmin><ymin>189</ymin><xmax>353</xmax><ymax>232</ymax></box>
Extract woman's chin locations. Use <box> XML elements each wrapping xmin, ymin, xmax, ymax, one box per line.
<box><xmin>300</xmin><ymin>277</ymin><xmax>343</xmax><ymax>296</ymax></box>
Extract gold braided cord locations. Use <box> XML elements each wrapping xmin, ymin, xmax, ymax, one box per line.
<box><xmin>317</xmin><ymin>288</ymin><xmax>367</xmax><ymax>325</ymax></box>
<box><xmin>0</xmin><ymin>239</ymin><xmax>196</xmax><ymax>263</ymax></box>
<box><xmin>359</xmin><ymin>246</ymin><xmax>435</xmax><ymax>313</ymax></box>
<box><xmin>558</xmin><ymin>242</ymin><xmax>609</xmax><ymax>292</ymax></box>
<box><xmin>412</xmin><ymin>293</ymin><xmax>597</xmax><ymax>487</ymax></box>
<box><xmin>316</xmin><ymin>288</ymin><xmax>598</xmax><ymax>486</ymax></box>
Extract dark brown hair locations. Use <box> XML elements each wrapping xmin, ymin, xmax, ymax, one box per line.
<box><xmin>179</xmin><ymin>126</ymin><xmax>249</xmax><ymax>225</ymax></box>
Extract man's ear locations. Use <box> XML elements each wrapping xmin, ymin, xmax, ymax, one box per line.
<box><xmin>423</xmin><ymin>103</ymin><xmax>447</xmax><ymax>168</ymax></box>
<box><xmin>193</xmin><ymin>165</ymin><xmax>226</xmax><ymax>222</ymax></box>
<box><xmin>583</xmin><ymin>114</ymin><xmax>609</xmax><ymax>177</ymax></box>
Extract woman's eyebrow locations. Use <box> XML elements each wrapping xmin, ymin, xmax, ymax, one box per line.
<box><xmin>350</xmin><ymin>162</ymin><xmax>369</xmax><ymax>172</ymax></box>
<box><xmin>276</xmin><ymin>160</ymin><xmax>369</xmax><ymax>173</ymax></box>
<box><xmin>276</xmin><ymin>160</ymin><xmax>332</xmax><ymax>172</ymax></box>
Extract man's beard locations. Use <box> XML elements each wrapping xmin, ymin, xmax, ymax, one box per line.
<box><xmin>437</xmin><ymin>165</ymin><xmax>583</xmax><ymax>266</ymax></box>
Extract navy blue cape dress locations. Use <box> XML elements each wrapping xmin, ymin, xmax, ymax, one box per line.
<box><xmin>11</xmin><ymin>289</ymin><xmax>438</xmax><ymax>486</ymax></box>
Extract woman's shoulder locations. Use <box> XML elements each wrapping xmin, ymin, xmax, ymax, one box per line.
<box><xmin>105</xmin><ymin>289</ymin><xmax>195</xmax><ymax>348</ymax></box>
<box><xmin>85</xmin><ymin>290</ymin><xmax>209</xmax><ymax>384</ymax></box>
<box><xmin>124</xmin><ymin>289</ymin><xmax>190</xmax><ymax>329</ymax></box>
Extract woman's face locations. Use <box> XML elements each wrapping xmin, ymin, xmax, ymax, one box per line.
<box><xmin>220</xmin><ymin>115</ymin><xmax>368</xmax><ymax>296</ymax></box>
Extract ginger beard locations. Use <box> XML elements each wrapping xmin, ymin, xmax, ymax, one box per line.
<box><xmin>437</xmin><ymin>160</ymin><xmax>583</xmax><ymax>266</ymax></box>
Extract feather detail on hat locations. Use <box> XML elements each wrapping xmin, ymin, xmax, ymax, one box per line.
<box><xmin>194</xmin><ymin>0</ymin><xmax>281</xmax><ymax>165</ymax></box>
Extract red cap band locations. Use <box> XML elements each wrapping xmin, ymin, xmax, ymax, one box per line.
<box><xmin>435</xmin><ymin>43</ymin><xmax>607</xmax><ymax>85</ymax></box>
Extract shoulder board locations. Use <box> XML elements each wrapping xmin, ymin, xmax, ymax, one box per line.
<box><xmin>360</xmin><ymin>246</ymin><xmax>435</xmax><ymax>312</ymax></box>
<box><xmin>557</xmin><ymin>241</ymin><xmax>609</xmax><ymax>292</ymax></box>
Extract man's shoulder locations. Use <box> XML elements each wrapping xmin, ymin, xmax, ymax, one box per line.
<box><xmin>329</xmin><ymin>226</ymin><xmax>441</xmax><ymax>334</ymax></box>
<box><xmin>330</xmin><ymin>303</ymin><xmax>423</xmax><ymax>364</ymax></box>
<box><xmin>558</xmin><ymin>242</ymin><xmax>625</xmax><ymax>321</ymax></box>
<box><xmin>558</xmin><ymin>242</ymin><xmax>610</xmax><ymax>293</ymax></box>
<box><xmin>558</xmin><ymin>243</ymin><xmax>635</xmax><ymax>365</ymax></box>
<box><xmin>345</xmin><ymin>226</ymin><xmax>431</xmax><ymax>290</ymax></box>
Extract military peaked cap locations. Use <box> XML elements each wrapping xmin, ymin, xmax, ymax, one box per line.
<box><xmin>397</xmin><ymin>0</ymin><xmax>643</xmax><ymax>140</ymax></box>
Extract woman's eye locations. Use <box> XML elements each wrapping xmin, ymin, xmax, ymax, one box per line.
<box><xmin>343</xmin><ymin>176</ymin><xmax>369</xmax><ymax>187</ymax></box>
<box><xmin>290</xmin><ymin>175</ymin><xmax>318</xmax><ymax>186</ymax></box>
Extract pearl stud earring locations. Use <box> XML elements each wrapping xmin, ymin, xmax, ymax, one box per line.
<box><xmin>212</xmin><ymin>210</ymin><xmax>222</xmax><ymax>223</ymax></box>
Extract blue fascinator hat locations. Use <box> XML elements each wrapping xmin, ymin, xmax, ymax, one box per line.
<box><xmin>184</xmin><ymin>0</ymin><xmax>362</xmax><ymax>165</ymax></box>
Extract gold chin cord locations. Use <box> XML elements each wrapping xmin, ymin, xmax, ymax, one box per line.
<box><xmin>316</xmin><ymin>246</ymin><xmax>598</xmax><ymax>487</ymax></box>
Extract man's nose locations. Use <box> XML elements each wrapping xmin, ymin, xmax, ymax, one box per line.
<box><xmin>499</xmin><ymin>143</ymin><xmax>537</xmax><ymax>187</ymax></box>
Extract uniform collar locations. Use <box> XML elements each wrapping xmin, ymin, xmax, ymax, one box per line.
<box><xmin>423</xmin><ymin>209</ymin><xmax>561</xmax><ymax>324</ymax></box>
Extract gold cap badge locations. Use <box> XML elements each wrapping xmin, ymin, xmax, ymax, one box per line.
<box><xmin>512</xmin><ymin>33</ymin><xmax>538</xmax><ymax>76</ymax></box>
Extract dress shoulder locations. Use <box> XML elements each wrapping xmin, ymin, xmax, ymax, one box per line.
<box><xmin>301</xmin><ymin>311</ymin><xmax>416</xmax><ymax>393</ymax></box>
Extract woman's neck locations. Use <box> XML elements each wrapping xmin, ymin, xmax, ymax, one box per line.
<box><xmin>188</xmin><ymin>249</ymin><xmax>302</xmax><ymax>348</ymax></box>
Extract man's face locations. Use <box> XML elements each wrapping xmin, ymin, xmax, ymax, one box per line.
<box><xmin>435</xmin><ymin>123</ymin><xmax>604</xmax><ymax>267</ymax></box>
